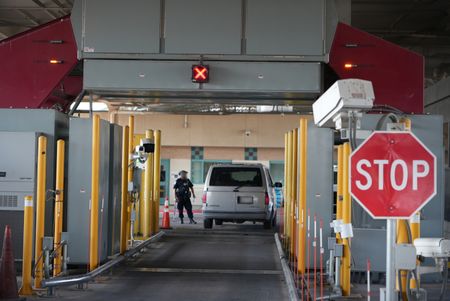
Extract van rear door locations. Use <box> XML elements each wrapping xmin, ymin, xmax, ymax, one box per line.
<box><xmin>205</xmin><ymin>167</ymin><xmax>236</xmax><ymax>213</ymax></box>
<box><xmin>206</xmin><ymin>166</ymin><xmax>265</xmax><ymax>213</ymax></box>
<box><xmin>233</xmin><ymin>167</ymin><xmax>266</xmax><ymax>212</ymax></box>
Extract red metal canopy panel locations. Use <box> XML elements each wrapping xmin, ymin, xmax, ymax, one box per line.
<box><xmin>329</xmin><ymin>22</ymin><xmax>424</xmax><ymax>114</ymax></box>
<box><xmin>0</xmin><ymin>16</ymin><xmax>80</xmax><ymax>110</ymax></box>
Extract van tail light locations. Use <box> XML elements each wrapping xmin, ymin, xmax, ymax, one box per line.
<box><xmin>202</xmin><ymin>192</ymin><xmax>207</xmax><ymax>204</ymax></box>
<box><xmin>265</xmin><ymin>192</ymin><xmax>270</xmax><ymax>205</ymax></box>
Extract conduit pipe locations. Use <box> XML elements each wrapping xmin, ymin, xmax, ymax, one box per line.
<box><xmin>42</xmin><ymin>232</ymin><xmax>164</xmax><ymax>288</ymax></box>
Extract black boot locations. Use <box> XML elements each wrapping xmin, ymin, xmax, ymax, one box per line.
<box><xmin>180</xmin><ymin>218</ymin><xmax>184</xmax><ymax>224</ymax></box>
<box><xmin>189</xmin><ymin>218</ymin><xmax>197</xmax><ymax>224</ymax></box>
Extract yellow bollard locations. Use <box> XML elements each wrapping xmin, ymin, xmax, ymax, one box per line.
<box><xmin>336</xmin><ymin>145</ymin><xmax>344</xmax><ymax>243</ymax></box>
<box><xmin>397</xmin><ymin>220</ymin><xmax>409</xmax><ymax>299</ymax></box>
<box><xmin>128</xmin><ymin>116</ymin><xmax>135</xmax><ymax>238</ymax></box>
<box><xmin>341</xmin><ymin>142</ymin><xmax>351</xmax><ymax>296</ymax></box>
<box><xmin>19</xmin><ymin>196</ymin><xmax>34</xmax><ymax>295</ymax></box>
<box><xmin>283</xmin><ymin>132</ymin><xmax>288</xmax><ymax>248</ymax></box>
<box><xmin>89</xmin><ymin>115</ymin><xmax>100</xmax><ymax>271</ymax></box>
<box><xmin>410</xmin><ymin>212</ymin><xmax>420</xmax><ymax>289</ymax></box>
<box><xmin>291</xmin><ymin>128</ymin><xmax>298</xmax><ymax>263</ymax></box>
<box><xmin>143</xmin><ymin>130</ymin><xmax>154</xmax><ymax>237</ymax></box>
<box><xmin>148</xmin><ymin>140</ymin><xmax>155</xmax><ymax>234</ymax></box>
<box><xmin>53</xmin><ymin>139</ymin><xmax>65</xmax><ymax>276</ymax></box>
<box><xmin>297</xmin><ymin>119</ymin><xmax>307</xmax><ymax>274</ymax></box>
<box><xmin>34</xmin><ymin>135</ymin><xmax>47</xmax><ymax>288</ymax></box>
<box><xmin>286</xmin><ymin>131</ymin><xmax>293</xmax><ymax>257</ymax></box>
<box><xmin>120</xmin><ymin>126</ymin><xmax>130</xmax><ymax>254</ymax></box>
<box><xmin>153</xmin><ymin>130</ymin><xmax>161</xmax><ymax>232</ymax></box>
<box><xmin>139</xmin><ymin>171</ymin><xmax>146</xmax><ymax>236</ymax></box>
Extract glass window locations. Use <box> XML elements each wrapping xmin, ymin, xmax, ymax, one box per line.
<box><xmin>191</xmin><ymin>160</ymin><xmax>203</xmax><ymax>184</ymax></box>
<box><xmin>269</xmin><ymin>161</ymin><xmax>284</xmax><ymax>183</ymax></box>
<box><xmin>209</xmin><ymin>167</ymin><xmax>263</xmax><ymax>187</ymax></box>
<box><xmin>203</xmin><ymin>161</ymin><xmax>225</xmax><ymax>181</ymax></box>
<box><xmin>191</xmin><ymin>160</ymin><xmax>232</xmax><ymax>184</ymax></box>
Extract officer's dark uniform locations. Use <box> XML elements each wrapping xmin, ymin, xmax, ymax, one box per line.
<box><xmin>173</xmin><ymin>177</ymin><xmax>195</xmax><ymax>221</ymax></box>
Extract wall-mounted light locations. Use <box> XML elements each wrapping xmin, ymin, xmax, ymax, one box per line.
<box><xmin>344</xmin><ymin>63</ymin><xmax>357</xmax><ymax>69</ymax></box>
<box><xmin>49</xmin><ymin>59</ymin><xmax>64</xmax><ymax>64</ymax></box>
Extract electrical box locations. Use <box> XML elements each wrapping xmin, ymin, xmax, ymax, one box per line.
<box><xmin>395</xmin><ymin>244</ymin><xmax>416</xmax><ymax>270</ymax></box>
<box><xmin>0</xmin><ymin>109</ymin><xmax>68</xmax><ymax>260</ymax></box>
<box><xmin>0</xmin><ymin>132</ymin><xmax>37</xmax><ymax>259</ymax></box>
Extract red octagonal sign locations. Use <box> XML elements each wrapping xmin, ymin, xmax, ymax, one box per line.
<box><xmin>350</xmin><ymin>131</ymin><xmax>437</xmax><ymax>219</ymax></box>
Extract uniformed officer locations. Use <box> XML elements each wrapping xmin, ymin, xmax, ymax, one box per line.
<box><xmin>173</xmin><ymin>170</ymin><xmax>197</xmax><ymax>224</ymax></box>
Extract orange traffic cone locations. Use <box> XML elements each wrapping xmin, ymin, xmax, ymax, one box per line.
<box><xmin>161</xmin><ymin>198</ymin><xmax>171</xmax><ymax>229</ymax></box>
<box><xmin>0</xmin><ymin>225</ymin><xmax>20</xmax><ymax>300</ymax></box>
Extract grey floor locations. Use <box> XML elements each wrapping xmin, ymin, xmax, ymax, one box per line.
<box><xmin>39</xmin><ymin>220</ymin><xmax>289</xmax><ymax>301</ymax></box>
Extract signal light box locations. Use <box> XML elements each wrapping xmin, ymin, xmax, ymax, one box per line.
<box><xmin>192</xmin><ymin>64</ymin><xmax>209</xmax><ymax>83</ymax></box>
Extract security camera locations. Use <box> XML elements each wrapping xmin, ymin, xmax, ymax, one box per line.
<box><xmin>244</xmin><ymin>130</ymin><xmax>251</xmax><ymax>137</ymax></box>
<box><xmin>130</xmin><ymin>138</ymin><xmax>155</xmax><ymax>168</ymax></box>
<box><xmin>140</xmin><ymin>138</ymin><xmax>155</xmax><ymax>154</ymax></box>
<box><xmin>312</xmin><ymin>79</ymin><xmax>374</xmax><ymax>129</ymax></box>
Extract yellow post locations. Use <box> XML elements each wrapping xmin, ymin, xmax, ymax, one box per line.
<box><xmin>34</xmin><ymin>135</ymin><xmax>47</xmax><ymax>288</ymax></box>
<box><xmin>89</xmin><ymin>115</ymin><xmax>100</xmax><ymax>271</ymax></box>
<box><xmin>341</xmin><ymin>142</ymin><xmax>351</xmax><ymax>296</ymax></box>
<box><xmin>291</xmin><ymin>128</ymin><xmax>298</xmax><ymax>262</ymax></box>
<box><xmin>19</xmin><ymin>196</ymin><xmax>34</xmax><ymax>295</ymax></box>
<box><xmin>397</xmin><ymin>220</ymin><xmax>409</xmax><ymax>299</ymax></box>
<box><xmin>336</xmin><ymin>145</ymin><xmax>344</xmax><ymax>242</ymax></box>
<box><xmin>139</xmin><ymin>171</ymin><xmax>146</xmax><ymax>235</ymax></box>
<box><xmin>143</xmin><ymin>130</ymin><xmax>154</xmax><ymax>237</ymax></box>
<box><xmin>283</xmin><ymin>132</ymin><xmax>289</xmax><ymax>249</ymax></box>
<box><xmin>153</xmin><ymin>130</ymin><xmax>161</xmax><ymax>232</ymax></box>
<box><xmin>53</xmin><ymin>139</ymin><xmax>65</xmax><ymax>276</ymax></box>
<box><xmin>128</xmin><ymin>116</ymin><xmax>135</xmax><ymax>237</ymax></box>
<box><xmin>286</xmin><ymin>131</ymin><xmax>293</xmax><ymax>257</ymax></box>
<box><xmin>297</xmin><ymin>119</ymin><xmax>307</xmax><ymax>274</ymax></box>
<box><xmin>120</xmin><ymin>126</ymin><xmax>130</xmax><ymax>254</ymax></box>
<box><xmin>410</xmin><ymin>212</ymin><xmax>420</xmax><ymax>288</ymax></box>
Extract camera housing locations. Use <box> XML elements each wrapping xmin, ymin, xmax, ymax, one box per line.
<box><xmin>140</xmin><ymin>138</ymin><xmax>155</xmax><ymax>154</ymax></box>
<box><xmin>312</xmin><ymin>79</ymin><xmax>374</xmax><ymax>128</ymax></box>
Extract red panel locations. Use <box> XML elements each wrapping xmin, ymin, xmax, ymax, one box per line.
<box><xmin>329</xmin><ymin>23</ymin><xmax>424</xmax><ymax>114</ymax></box>
<box><xmin>0</xmin><ymin>16</ymin><xmax>81</xmax><ymax>109</ymax></box>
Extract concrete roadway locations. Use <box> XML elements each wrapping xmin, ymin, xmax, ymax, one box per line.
<box><xmin>45</xmin><ymin>219</ymin><xmax>289</xmax><ymax>301</ymax></box>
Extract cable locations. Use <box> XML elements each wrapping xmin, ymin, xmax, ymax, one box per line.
<box><xmin>375</xmin><ymin>113</ymin><xmax>400</xmax><ymax>130</ymax></box>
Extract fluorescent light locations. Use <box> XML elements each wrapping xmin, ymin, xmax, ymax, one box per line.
<box><xmin>70</xmin><ymin>102</ymin><xmax>109</xmax><ymax>112</ymax></box>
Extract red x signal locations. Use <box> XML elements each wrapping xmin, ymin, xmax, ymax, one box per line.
<box><xmin>192</xmin><ymin>65</ymin><xmax>209</xmax><ymax>83</ymax></box>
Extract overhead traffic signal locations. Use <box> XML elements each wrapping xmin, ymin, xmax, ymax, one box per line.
<box><xmin>192</xmin><ymin>64</ymin><xmax>209</xmax><ymax>83</ymax></box>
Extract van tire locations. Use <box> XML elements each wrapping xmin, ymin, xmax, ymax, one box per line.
<box><xmin>204</xmin><ymin>218</ymin><xmax>213</xmax><ymax>229</ymax></box>
<box><xmin>215</xmin><ymin>219</ymin><xmax>223</xmax><ymax>226</ymax></box>
<box><xmin>263</xmin><ymin>220</ymin><xmax>272</xmax><ymax>229</ymax></box>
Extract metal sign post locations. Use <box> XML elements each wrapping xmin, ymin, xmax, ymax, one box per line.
<box><xmin>385</xmin><ymin>219</ymin><xmax>397</xmax><ymax>301</ymax></box>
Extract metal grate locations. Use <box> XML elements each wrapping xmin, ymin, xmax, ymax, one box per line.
<box><xmin>0</xmin><ymin>195</ymin><xmax>18</xmax><ymax>208</ymax></box>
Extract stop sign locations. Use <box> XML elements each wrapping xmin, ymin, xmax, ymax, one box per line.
<box><xmin>350</xmin><ymin>131</ymin><xmax>437</xmax><ymax>219</ymax></box>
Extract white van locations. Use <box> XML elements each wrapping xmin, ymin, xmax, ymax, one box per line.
<box><xmin>201</xmin><ymin>163</ymin><xmax>281</xmax><ymax>229</ymax></box>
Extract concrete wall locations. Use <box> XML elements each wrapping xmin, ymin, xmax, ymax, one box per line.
<box><xmin>108</xmin><ymin>113</ymin><xmax>302</xmax><ymax>148</ymax></box>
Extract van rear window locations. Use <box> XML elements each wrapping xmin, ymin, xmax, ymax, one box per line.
<box><xmin>209</xmin><ymin>167</ymin><xmax>263</xmax><ymax>187</ymax></box>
